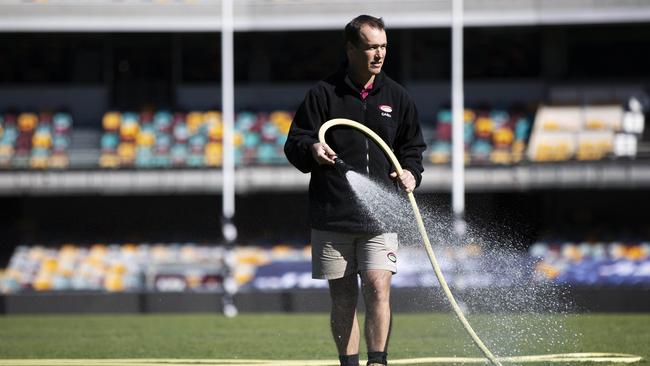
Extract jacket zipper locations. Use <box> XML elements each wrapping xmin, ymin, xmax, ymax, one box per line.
<box><xmin>362</xmin><ymin>100</ymin><xmax>370</xmax><ymax>175</ymax></box>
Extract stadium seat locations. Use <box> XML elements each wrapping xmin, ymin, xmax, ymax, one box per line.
<box><xmin>135</xmin><ymin>146</ymin><xmax>155</xmax><ymax>168</ymax></box>
<box><xmin>204</xmin><ymin>142</ymin><xmax>222</xmax><ymax>167</ymax></box>
<box><xmin>18</xmin><ymin>113</ymin><xmax>38</xmax><ymax>133</ymax></box>
<box><xmin>101</xmin><ymin>133</ymin><xmax>120</xmax><ymax>153</ymax></box>
<box><xmin>153</xmin><ymin>111</ymin><xmax>173</xmax><ymax>133</ymax></box>
<box><xmin>120</xmin><ymin>120</ymin><xmax>140</xmax><ymax>142</ymax></box>
<box><xmin>136</xmin><ymin>126</ymin><xmax>156</xmax><ymax>147</ymax></box>
<box><xmin>186</xmin><ymin>111</ymin><xmax>204</xmax><ymax>134</ymax></box>
<box><xmin>53</xmin><ymin>113</ymin><xmax>72</xmax><ymax>134</ymax></box>
<box><xmin>428</xmin><ymin>141</ymin><xmax>451</xmax><ymax>164</ymax></box>
<box><xmin>171</xmin><ymin>143</ymin><xmax>188</xmax><ymax>166</ymax></box>
<box><xmin>117</xmin><ymin>143</ymin><xmax>136</xmax><ymax>165</ymax></box>
<box><xmin>103</xmin><ymin>112</ymin><xmax>121</xmax><ymax>132</ymax></box>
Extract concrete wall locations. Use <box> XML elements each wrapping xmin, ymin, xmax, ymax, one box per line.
<box><xmin>1</xmin><ymin>287</ymin><xmax>648</xmax><ymax>314</ymax></box>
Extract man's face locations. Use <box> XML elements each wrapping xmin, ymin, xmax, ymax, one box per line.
<box><xmin>347</xmin><ymin>25</ymin><xmax>387</xmax><ymax>80</ymax></box>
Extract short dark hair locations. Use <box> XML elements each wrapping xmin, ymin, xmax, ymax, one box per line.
<box><xmin>344</xmin><ymin>15</ymin><xmax>385</xmax><ymax>47</ymax></box>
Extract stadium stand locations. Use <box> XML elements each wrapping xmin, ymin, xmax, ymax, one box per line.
<box><xmin>530</xmin><ymin>241</ymin><xmax>650</xmax><ymax>286</ymax></box>
<box><xmin>527</xmin><ymin>99</ymin><xmax>645</xmax><ymax>162</ymax></box>
<box><xmin>99</xmin><ymin>110</ymin><xmax>291</xmax><ymax>168</ymax></box>
<box><xmin>0</xmin><ymin>111</ymin><xmax>72</xmax><ymax>169</ymax></box>
<box><xmin>4</xmin><ymin>240</ymin><xmax>648</xmax><ymax>295</ymax></box>
<box><xmin>0</xmin><ymin>243</ymin><xmax>299</xmax><ymax>293</ymax></box>
<box><xmin>1</xmin><ymin>0</ymin><xmax>649</xmax><ymax>315</ymax></box>
<box><xmin>0</xmin><ymin>103</ymin><xmax>642</xmax><ymax>170</ymax></box>
<box><xmin>426</xmin><ymin>106</ymin><xmax>533</xmax><ymax>165</ymax></box>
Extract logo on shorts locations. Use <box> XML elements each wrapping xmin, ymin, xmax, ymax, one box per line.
<box><xmin>387</xmin><ymin>252</ymin><xmax>397</xmax><ymax>263</ymax></box>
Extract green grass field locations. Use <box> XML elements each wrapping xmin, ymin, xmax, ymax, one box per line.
<box><xmin>0</xmin><ymin>313</ymin><xmax>647</xmax><ymax>365</ymax></box>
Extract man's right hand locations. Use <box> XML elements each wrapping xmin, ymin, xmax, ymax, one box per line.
<box><xmin>311</xmin><ymin>142</ymin><xmax>337</xmax><ymax>165</ymax></box>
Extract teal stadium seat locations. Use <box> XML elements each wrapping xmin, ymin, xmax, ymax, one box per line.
<box><xmin>171</xmin><ymin>143</ymin><xmax>188</xmax><ymax>166</ymax></box>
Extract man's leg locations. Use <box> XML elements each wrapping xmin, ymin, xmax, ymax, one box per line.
<box><xmin>329</xmin><ymin>274</ymin><xmax>360</xmax><ymax>362</ymax></box>
<box><xmin>360</xmin><ymin>270</ymin><xmax>392</xmax><ymax>365</ymax></box>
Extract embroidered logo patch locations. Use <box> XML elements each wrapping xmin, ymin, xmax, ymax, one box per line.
<box><xmin>379</xmin><ymin>105</ymin><xmax>393</xmax><ymax>113</ymax></box>
<box><xmin>387</xmin><ymin>252</ymin><xmax>397</xmax><ymax>263</ymax></box>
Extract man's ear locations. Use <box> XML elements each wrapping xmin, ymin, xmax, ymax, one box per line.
<box><xmin>345</xmin><ymin>41</ymin><xmax>355</xmax><ymax>52</ymax></box>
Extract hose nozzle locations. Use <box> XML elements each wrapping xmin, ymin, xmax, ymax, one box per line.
<box><xmin>334</xmin><ymin>157</ymin><xmax>349</xmax><ymax>176</ymax></box>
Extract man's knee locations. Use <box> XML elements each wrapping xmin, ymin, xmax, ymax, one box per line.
<box><xmin>329</xmin><ymin>274</ymin><xmax>359</xmax><ymax>309</ymax></box>
<box><xmin>361</xmin><ymin>271</ymin><xmax>391</xmax><ymax>304</ymax></box>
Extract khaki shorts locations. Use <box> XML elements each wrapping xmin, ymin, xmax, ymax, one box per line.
<box><xmin>311</xmin><ymin>229</ymin><xmax>399</xmax><ymax>280</ymax></box>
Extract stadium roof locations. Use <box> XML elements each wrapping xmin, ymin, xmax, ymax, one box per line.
<box><xmin>1</xmin><ymin>0</ymin><xmax>650</xmax><ymax>32</ymax></box>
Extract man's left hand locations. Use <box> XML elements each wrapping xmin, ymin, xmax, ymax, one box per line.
<box><xmin>390</xmin><ymin>169</ymin><xmax>416</xmax><ymax>193</ymax></box>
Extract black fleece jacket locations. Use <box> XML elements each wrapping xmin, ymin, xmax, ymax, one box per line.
<box><xmin>284</xmin><ymin>68</ymin><xmax>426</xmax><ymax>233</ymax></box>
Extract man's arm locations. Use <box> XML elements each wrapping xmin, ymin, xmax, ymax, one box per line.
<box><xmin>284</xmin><ymin>88</ymin><xmax>329</xmax><ymax>173</ymax></box>
<box><xmin>394</xmin><ymin>97</ymin><xmax>426</xmax><ymax>188</ymax></box>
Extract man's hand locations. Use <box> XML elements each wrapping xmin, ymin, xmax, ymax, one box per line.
<box><xmin>390</xmin><ymin>169</ymin><xmax>416</xmax><ymax>193</ymax></box>
<box><xmin>311</xmin><ymin>142</ymin><xmax>337</xmax><ymax>165</ymax></box>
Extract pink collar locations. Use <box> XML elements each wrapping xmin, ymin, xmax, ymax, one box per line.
<box><xmin>360</xmin><ymin>83</ymin><xmax>374</xmax><ymax>100</ymax></box>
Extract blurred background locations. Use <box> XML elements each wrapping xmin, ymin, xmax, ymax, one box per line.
<box><xmin>0</xmin><ymin>0</ymin><xmax>648</xmax><ymax>314</ymax></box>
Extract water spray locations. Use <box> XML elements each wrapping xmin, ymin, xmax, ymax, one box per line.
<box><xmin>318</xmin><ymin>118</ymin><xmax>643</xmax><ymax>365</ymax></box>
<box><xmin>318</xmin><ymin>118</ymin><xmax>504</xmax><ymax>366</ymax></box>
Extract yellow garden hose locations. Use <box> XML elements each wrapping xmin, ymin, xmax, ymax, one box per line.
<box><xmin>317</xmin><ymin>118</ymin><xmax>643</xmax><ymax>365</ymax></box>
<box><xmin>318</xmin><ymin>118</ymin><xmax>504</xmax><ymax>366</ymax></box>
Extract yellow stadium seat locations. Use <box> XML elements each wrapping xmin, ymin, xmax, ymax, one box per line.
<box><xmin>136</xmin><ymin>131</ymin><xmax>156</xmax><ymax>146</ymax></box>
<box><xmin>511</xmin><ymin>140</ymin><xmax>525</xmax><ymax>162</ymax></box>
<box><xmin>109</xmin><ymin>263</ymin><xmax>127</xmax><ymax>276</ymax></box>
<box><xmin>104</xmin><ymin>274</ymin><xmax>124</xmax><ymax>292</ymax></box>
<box><xmin>42</xmin><ymin>258</ymin><xmax>58</xmax><ymax>273</ymax></box>
<box><xmin>474</xmin><ymin>117</ymin><xmax>494</xmax><ymax>139</ymax></box>
<box><xmin>464</xmin><ymin>109</ymin><xmax>476</xmax><ymax>122</ymax></box>
<box><xmin>122</xmin><ymin>244</ymin><xmax>138</xmax><ymax>254</ymax></box>
<box><xmin>0</xmin><ymin>145</ymin><xmax>14</xmax><ymax>155</ymax></box>
<box><xmin>186</xmin><ymin>273</ymin><xmax>202</xmax><ymax>289</ymax></box>
<box><xmin>493</xmin><ymin>128</ymin><xmax>514</xmax><ymax>147</ymax></box>
<box><xmin>103</xmin><ymin>112</ymin><xmax>121</xmax><ymax>131</ymax></box>
<box><xmin>208</xmin><ymin>122</ymin><xmax>224</xmax><ymax>141</ymax></box>
<box><xmin>234</xmin><ymin>272</ymin><xmax>254</xmax><ymax>286</ymax></box>
<box><xmin>99</xmin><ymin>154</ymin><xmax>121</xmax><ymax>168</ymax></box>
<box><xmin>32</xmin><ymin>132</ymin><xmax>52</xmax><ymax>148</ymax></box>
<box><xmin>205</xmin><ymin>142</ymin><xmax>223</xmax><ymax>166</ymax></box>
<box><xmin>535</xmin><ymin>261</ymin><xmax>559</xmax><ymax>280</ymax></box>
<box><xmin>30</xmin><ymin>156</ymin><xmax>49</xmax><ymax>169</ymax></box>
<box><xmin>541</xmin><ymin>120</ymin><xmax>561</xmax><ymax>131</ymax></box>
<box><xmin>186</xmin><ymin>111</ymin><xmax>204</xmax><ymax>134</ymax></box>
<box><xmin>585</xmin><ymin>118</ymin><xmax>606</xmax><ymax>130</ymax></box>
<box><xmin>270</xmin><ymin>111</ymin><xmax>293</xmax><ymax>135</ymax></box>
<box><xmin>33</xmin><ymin>274</ymin><xmax>53</xmax><ymax>291</ymax></box>
<box><xmin>117</xmin><ymin>143</ymin><xmax>136</xmax><ymax>163</ymax></box>
<box><xmin>60</xmin><ymin>244</ymin><xmax>77</xmax><ymax>255</ymax></box>
<box><xmin>577</xmin><ymin>142</ymin><xmax>599</xmax><ymax>160</ymax></box>
<box><xmin>204</xmin><ymin>111</ymin><xmax>222</xmax><ymax>124</ymax></box>
<box><xmin>90</xmin><ymin>244</ymin><xmax>108</xmax><ymax>259</ymax></box>
<box><xmin>626</xmin><ymin>246</ymin><xmax>645</xmax><ymax>261</ymax></box>
<box><xmin>18</xmin><ymin>113</ymin><xmax>38</xmax><ymax>132</ymax></box>
<box><xmin>428</xmin><ymin>151</ymin><xmax>450</xmax><ymax>164</ymax></box>
<box><xmin>233</xmin><ymin>132</ymin><xmax>243</xmax><ymax>146</ymax></box>
<box><xmin>490</xmin><ymin>149</ymin><xmax>512</xmax><ymax>164</ymax></box>
<box><xmin>49</xmin><ymin>154</ymin><xmax>69</xmax><ymax>169</ymax></box>
<box><xmin>555</xmin><ymin>142</ymin><xmax>572</xmax><ymax>161</ymax></box>
<box><xmin>272</xmin><ymin>245</ymin><xmax>292</xmax><ymax>255</ymax></box>
<box><xmin>120</xmin><ymin>122</ymin><xmax>139</xmax><ymax>142</ymax></box>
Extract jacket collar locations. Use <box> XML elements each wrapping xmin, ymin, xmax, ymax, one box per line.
<box><xmin>339</xmin><ymin>66</ymin><xmax>385</xmax><ymax>96</ymax></box>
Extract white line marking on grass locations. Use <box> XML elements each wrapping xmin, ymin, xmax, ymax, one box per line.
<box><xmin>0</xmin><ymin>353</ymin><xmax>642</xmax><ymax>366</ymax></box>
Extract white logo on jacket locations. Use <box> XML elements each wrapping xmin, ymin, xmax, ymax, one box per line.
<box><xmin>379</xmin><ymin>104</ymin><xmax>393</xmax><ymax>118</ymax></box>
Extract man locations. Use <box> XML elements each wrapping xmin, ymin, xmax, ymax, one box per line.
<box><xmin>284</xmin><ymin>15</ymin><xmax>426</xmax><ymax>366</ymax></box>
